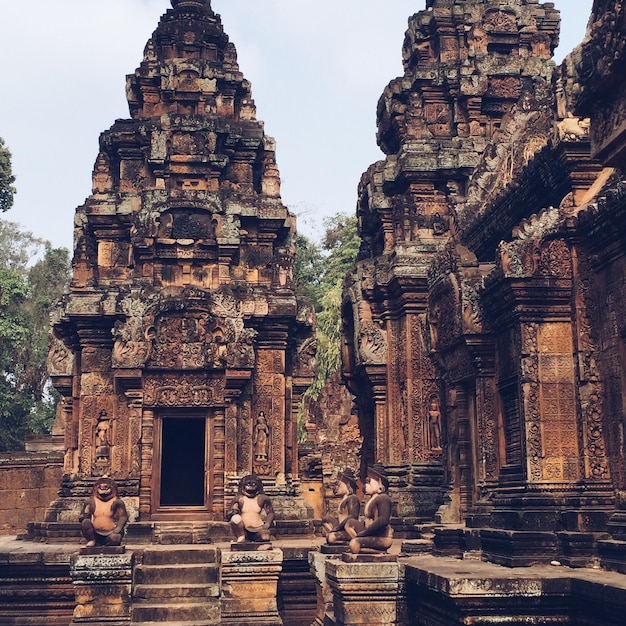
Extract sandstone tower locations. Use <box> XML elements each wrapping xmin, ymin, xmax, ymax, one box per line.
<box><xmin>343</xmin><ymin>0</ymin><xmax>562</xmax><ymax>529</ymax></box>
<box><xmin>43</xmin><ymin>0</ymin><xmax>314</xmax><ymax>533</ymax></box>
<box><xmin>342</xmin><ymin>0</ymin><xmax>626</xmax><ymax>570</ymax></box>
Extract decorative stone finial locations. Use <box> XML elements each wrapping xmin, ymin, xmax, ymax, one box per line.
<box><xmin>171</xmin><ymin>0</ymin><xmax>208</xmax><ymax>9</ymax></box>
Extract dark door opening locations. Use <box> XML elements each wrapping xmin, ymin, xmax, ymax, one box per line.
<box><xmin>160</xmin><ymin>416</ymin><xmax>206</xmax><ymax>507</ymax></box>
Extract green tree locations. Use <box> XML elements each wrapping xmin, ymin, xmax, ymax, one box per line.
<box><xmin>294</xmin><ymin>233</ymin><xmax>324</xmax><ymax>309</ymax></box>
<box><xmin>295</xmin><ymin>213</ymin><xmax>360</xmax><ymax>438</ymax></box>
<box><xmin>22</xmin><ymin>244</ymin><xmax>71</xmax><ymax>433</ymax></box>
<box><xmin>0</xmin><ymin>219</ymin><xmax>43</xmax><ymax>271</ymax></box>
<box><xmin>0</xmin><ymin>137</ymin><xmax>16</xmax><ymax>213</ymax></box>
<box><xmin>0</xmin><ymin>219</ymin><xmax>70</xmax><ymax>450</ymax></box>
<box><xmin>0</xmin><ymin>266</ymin><xmax>31</xmax><ymax>450</ymax></box>
<box><xmin>310</xmin><ymin>214</ymin><xmax>360</xmax><ymax>394</ymax></box>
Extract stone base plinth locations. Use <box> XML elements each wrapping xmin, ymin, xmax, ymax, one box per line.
<box><xmin>480</xmin><ymin>529</ymin><xmax>558</xmax><ymax>566</ymax></box>
<box><xmin>599</xmin><ymin>538</ymin><xmax>626</xmax><ymax>574</ymax></box>
<box><xmin>557</xmin><ymin>531</ymin><xmax>603</xmax><ymax>568</ymax></box>
<box><xmin>69</xmin><ymin>551</ymin><xmax>133</xmax><ymax>625</ymax></box>
<box><xmin>309</xmin><ymin>550</ymin><xmax>334</xmax><ymax>626</ymax></box>
<box><xmin>220</xmin><ymin>547</ymin><xmax>283</xmax><ymax>625</ymax></box>
<box><xmin>230</xmin><ymin>540</ymin><xmax>273</xmax><ymax>551</ymax></box>
<box><xmin>326</xmin><ymin>555</ymin><xmax>400</xmax><ymax>625</ymax></box>
<box><xmin>320</xmin><ymin>543</ymin><xmax>350</xmax><ymax>554</ymax></box>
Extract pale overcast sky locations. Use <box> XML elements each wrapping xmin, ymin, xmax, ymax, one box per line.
<box><xmin>0</xmin><ymin>0</ymin><xmax>594</xmax><ymax>252</ymax></box>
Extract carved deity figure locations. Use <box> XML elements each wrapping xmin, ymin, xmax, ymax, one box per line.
<box><xmin>345</xmin><ymin>464</ymin><xmax>394</xmax><ymax>554</ymax></box>
<box><xmin>94</xmin><ymin>410</ymin><xmax>112</xmax><ymax>472</ymax></box>
<box><xmin>428</xmin><ymin>393</ymin><xmax>443</xmax><ymax>450</ymax></box>
<box><xmin>253</xmin><ymin>412</ymin><xmax>270</xmax><ymax>462</ymax></box>
<box><xmin>227</xmin><ymin>474</ymin><xmax>274</xmax><ymax>544</ymax></box>
<box><xmin>80</xmin><ymin>477</ymin><xmax>128</xmax><ymax>547</ymax></box>
<box><xmin>322</xmin><ymin>469</ymin><xmax>361</xmax><ymax>545</ymax></box>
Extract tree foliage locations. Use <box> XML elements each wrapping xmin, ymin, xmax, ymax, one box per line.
<box><xmin>295</xmin><ymin>213</ymin><xmax>360</xmax><ymax>408</ymax></box>
<box><xmin>0</xmin><ymin>219</ymin><xmax>70</xmax><ymax>450</ymax></box>
<box><xmin>0</xmin><ymin>137</ymin><xmax>16</xmax><ymax>213</ymax></box>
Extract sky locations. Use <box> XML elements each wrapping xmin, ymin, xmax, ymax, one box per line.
<box><xmin>0</xmin><ymin>0</ymin><xmax>594</xmax><ymax>252</ymax></box>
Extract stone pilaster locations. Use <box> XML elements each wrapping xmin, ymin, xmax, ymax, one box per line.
<box><xmin>220</xmin><ymin>547</ymin><xmax>283</xmax><ymax>625</ymax></box>
<box><xmin>325</xmin><ymin>555</ymin><xmax>401</xmax><ymax>626</ymax></box>
<box><xmin>69</xmin><ymin>549</ymin><xmax>133</xmax><ymax>625</ymax></box>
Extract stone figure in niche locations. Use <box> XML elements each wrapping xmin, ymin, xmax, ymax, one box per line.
<box><xmin>80</xmin><ymin>477</ymin><xmax>128</xmax><ymax>547</ymax></box>
<box><xmin>94</xmin><ymin>410</ymin><xmax>112</xmax><ymax>474</ymax></box>
<box><xmin>345</xmin><ymin>464</ymin><xmax>393</xmax><ymax>554</ymax></box>
<box><xmin>322</xmin><ymin>469</ymin><xmax>361</xmax><ymax>545</ymax></box>
<box><xmin>253</xmin><ymin>411</ymin><xmax>270</xmax><ymax>462</ymax></box>
<box><xmin>428</xmin><ymin>393</ymin><xmax>443</xmax><ymax>450</ymax></box>
<box><xmin>227</xmin><ymin>474</ymin><xmax>274</xmax><ymax>545</ymax></box>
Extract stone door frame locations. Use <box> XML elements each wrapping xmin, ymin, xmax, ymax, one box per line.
<box><xmin>150</xmin><ymin>409</ymin><xmax>216</xmax><ymax>520</ymax></box>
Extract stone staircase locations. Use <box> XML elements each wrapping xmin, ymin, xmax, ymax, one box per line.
<box><xmin>131</xmin><ymin>545</ymin><xmax>220</xmax><ymax>626</ymax></box>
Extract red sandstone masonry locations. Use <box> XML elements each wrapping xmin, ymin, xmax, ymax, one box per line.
<box><xmin>0</xmin><ymin>451</ymin><xmax>63</xmax><ymax>535</ymax></box>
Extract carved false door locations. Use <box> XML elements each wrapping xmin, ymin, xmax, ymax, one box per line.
<box><xmin>152</xmin><ymin>411</ymin><xmax>214</xmax><ymax>518</ymax></box>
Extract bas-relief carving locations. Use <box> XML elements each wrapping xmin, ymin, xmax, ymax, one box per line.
<box><xmin>48</xmin><ymin>334</ymin><xmax>75</xmax><ymax>376</ymax></box>
<box><xmin>498</xmin><ymin>211</ymin><xmax>573</xmax><ymax>281</ymax></box>
<box><xmin>387</xmin><ymin>317</ymin><xmax>406</xmax><ymax>464</ymax></box>
<box><xmin>482</xmin><ymin>9</ymin><xmax>518</xmax><ymax>35</ymax></box>
<box><xmin>477</xmin><ymin>377</ymin><xmax>499</xmax><ymax>481</ymax></box>
<box><xmin>81</xmin><ymin>347</ymin><xmax>112</xmax><ymax>374</ymax></box>
<box><xmin>428</xmin><ymin>393</ymin><xmax>443</xmax><ymax>451</ymax></box>
<box><xmin>574</xmin><ymin>248</ymin><xmax>611</xmax><ymax>480</ymax></box>
<box><xmin>358</xmin><ymin>322</ymin><xmax>387</xmax><ymax>364</ymax></box>
<box><xmin>574</xmin><ymin>3</ymin><xmax>626</xmax><ymax>158</ymax></box>
<box><xmin>253</xmin><ymin>412</ymin><xmax>270</xmax><ymax>464</ymax></box>
<box><xmin>521</xmin><ymin>322</ymin><xmax>582</xmax><ymax>483</ymax></box>
<box><xmin>409</xmin><ymin>317</ymin><xmax>427</xmax><ymax>462</ymax></box>
<box><xmin>143</xmin><ymin>374</ymin><xmax>225</xmax><ymax>407</ymax></box>
<box><xmin>148</xmin><ymin>313</ymin><xmax>221</xmax><ymax>369</ymax></box>
<box><xmin>295</xmin><ymin>336</ymin><xmax>317</xmax><ymax>377</ymax></box>
<box><xmin>122</xmin><ymin>391</ymin><xmax>143</xmax><ymax>477</ymax></box>
<box><xmin>92</xmin><ymin>152</ymin><xmax>114</xmax><ymax>194</ymax></box>
<box><xmin>428</xmin><ymin>280</ymin><xmax>460</xmax><ymax>353</ymax></box>
<box><xmin>93</xmin><ymin>410</ymin><xmax>113</xmax><ymax>476</ymax></box>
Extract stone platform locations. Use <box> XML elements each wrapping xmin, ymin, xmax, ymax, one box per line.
<box><xmin>404</xmin><ymin>554</ymin><xmax>626</xmax><ymax>625</ymax></box>
<box><xmin>3</xmin><ymin>536</ymin><xmax>626</xmax><ymax>625</ymax></box>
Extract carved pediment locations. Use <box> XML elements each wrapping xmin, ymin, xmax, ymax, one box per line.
<box><xmin>158</xmin><ymin>208</ymin><xmax>216</xmax><ymax>241</ymax></box>
<box><xmin>483</xmin><ymin>9</ymin><xmax>518</xmax><ymax>35</ymax></box>
<box><xmin>48</xmin><ymin>334</ymin><xmax>75</xmax><ymax>376</ymax></box>
<box><xmin>358</xmin><ymin>322</ymin><xmax>388</xmax><ymax>365</ymax></box>
<box><xmin>497</xmin><ymin>208</ymin><xmax>573</xmax><ymax>279</ymax></box>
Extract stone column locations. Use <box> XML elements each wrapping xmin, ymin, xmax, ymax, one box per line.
<box><xmin>220</xmin><ymin>547</ymin><xmax>284</xmax><ymax>625</ymax></box>
<box><xmin>69</xmin><ymin>549</ymin><xmax>133</xmax><ymax>625</ymax></box>
<box><xmin>325</xmin><ymin>555</ymin><xmax>401</xmax><ymax>626</ymax></box>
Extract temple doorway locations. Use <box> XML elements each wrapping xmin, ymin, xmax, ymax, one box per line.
<box><xmin>156</xmin><ymin>415</ymin><xmax>208</xmax><ymax>510</ymax></box>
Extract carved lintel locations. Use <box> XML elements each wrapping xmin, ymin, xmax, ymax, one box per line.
<box><xmin>143</xmin><ymin>373</ymin><xmax>225</xmax><ymax>407</ymax></box>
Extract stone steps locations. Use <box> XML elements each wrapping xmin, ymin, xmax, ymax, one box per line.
<box><xmin>132</xmin><ymin>602</ymin><xmax>220</xmax><ymax>623</ymax></box>
<box><xmin>132</xmin><ymin>622</ymin><xmax>218</xmax><ymax>626</ymax></box>
<box><xmin>131</xmin><ymin>546</ymin><xmax>220</xmax><ymax>625</ymax></box>
<box><xmin>134</xmin><ymin>563</ymin><xmax>219</xmax><ymax>585</ymax></box>
<box><xmin>133</xmin><ymin>582</ymin><xmax>220</xmax><ymax>601</ymax></box>
<box><xmin>141</xmin><ymin>546</ymin><xmax>218</xmax><ymax>565</ymax></box>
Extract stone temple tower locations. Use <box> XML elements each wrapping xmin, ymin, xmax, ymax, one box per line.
<box><xmin>43</xmin><ymin>0</ymin><xmax>314</xmax><ymax>535</ymax></box>
<box><xmin>342</xmin><ymin>0</ymin><xmax>561</xmax><ymax>529</ymax></box>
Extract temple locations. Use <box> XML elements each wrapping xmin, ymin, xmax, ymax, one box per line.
<box><xmin>2</xmin><ymin>0</ymin><xmax>626</xmax><ymax>624</ymax></box>
<box><xmin>41</xmin><ymin>0</ymin><xmax>314</xmax><ymax>536</ymax></box>
<box><xmin>342</xmin><ymin>0</ymin><xmax>626</xmax><ymax>570</ymax></box>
